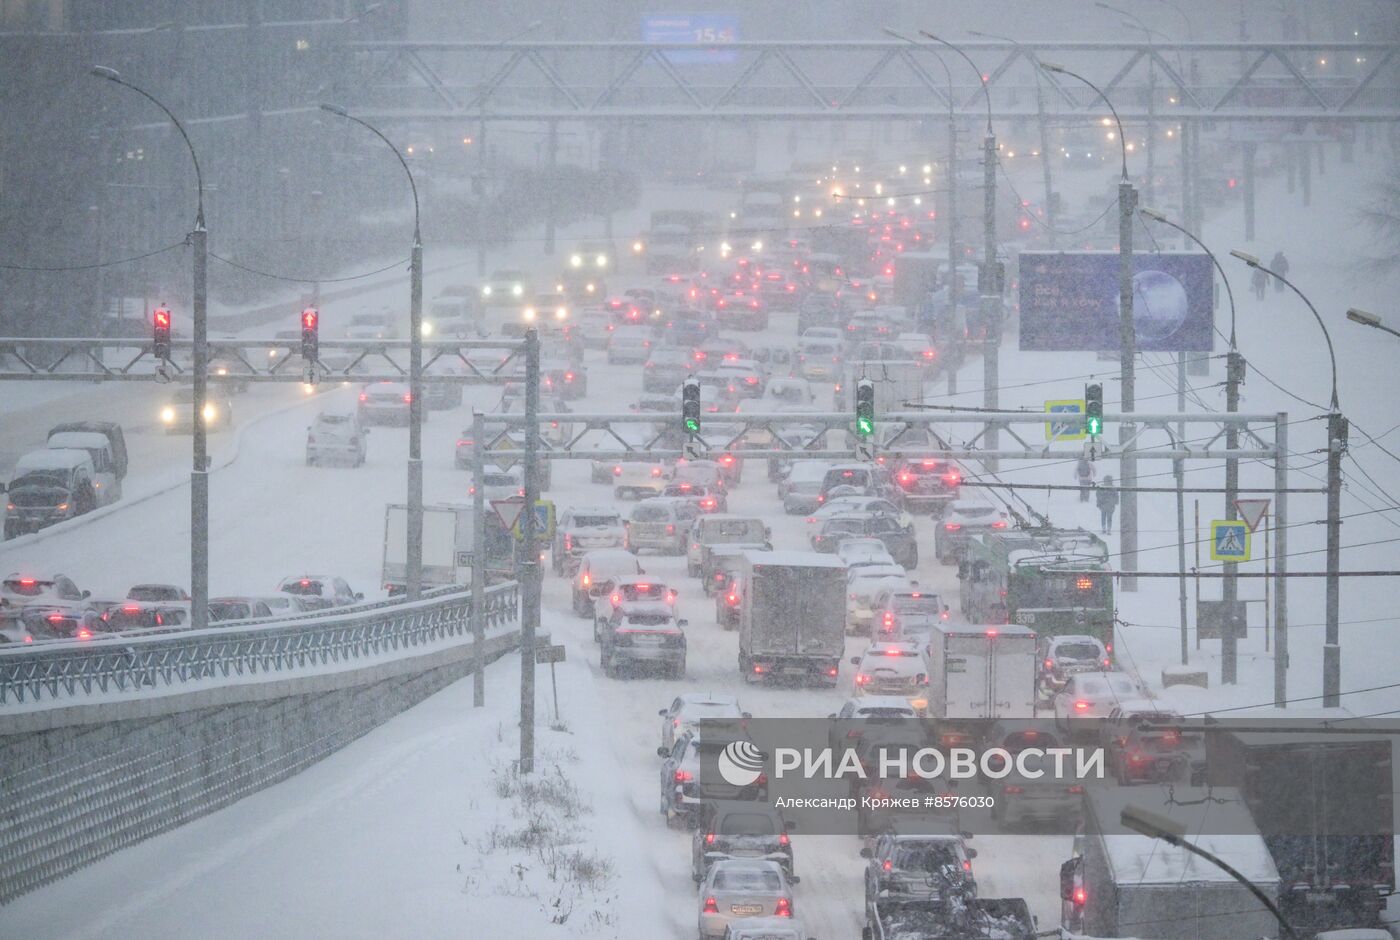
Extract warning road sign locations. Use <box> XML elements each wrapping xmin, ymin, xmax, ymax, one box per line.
<box><xmin>1210</xmin><ymin>520</ymin><xmax>1251</xmax><ymax>562</ymax></box>
<box><xmin>1234</xmin><ymin>498</ymin><xmax>1270</xmax><ymax>533</ymax></box>
<box><xmin>491</xmin><ymin>498</ymin><xmax>524</xmax><ymax>531</ymax></box>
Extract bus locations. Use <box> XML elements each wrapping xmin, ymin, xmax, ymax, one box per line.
<box><xmin>958</xmin><ymin>527</ymin><xmax>1114</xmax><ymax>647</ymax></box>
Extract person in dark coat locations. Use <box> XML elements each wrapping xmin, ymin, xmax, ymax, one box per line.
<box><xmin>1270</xmin><ymin>251</ymin><xmax>1289</xmax><ymax>291</ymax></box>
<box><xmin>1096</xmin><ymin>475</ymin><xmax>1120</xmax><ymax>534</ymax></box>
<box><xmin>1075</xmin><ymin>457</ymin><xmax>1095</xmax><ymax>502</ymax></box>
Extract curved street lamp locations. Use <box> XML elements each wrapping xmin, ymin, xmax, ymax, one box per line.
<box><xmin>92</xmin><ymin>66</ymin><xmax>212</xmax><ymax>631</ymax></box>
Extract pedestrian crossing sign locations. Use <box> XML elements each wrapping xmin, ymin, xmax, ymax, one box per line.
<box><xmin>1210</xmin><ymin>520</ymin><xmax>1251</xmax><ymax>562</ymax></box>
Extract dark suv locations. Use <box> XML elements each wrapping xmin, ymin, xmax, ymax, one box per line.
<box><xmin>692</xmin><ymin>801</ymin><xmax>795</xmax><ymax>883</ymax></box>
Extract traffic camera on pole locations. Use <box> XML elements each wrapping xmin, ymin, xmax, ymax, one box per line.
<box><xmin>682</xmin><ymin>378</ymin><xmax>701</xmax><ymax>435</ymax></box>
<box><xmin>300</xmin><ymin>307</ymin><xmax>320</xmax><ymax>362</ymax></box>
<box><xmin>855</xmin><ymin>378</ymin><xmax>876</xmax><ymax>438</ymax></box>
<box><xmin>152</xmin><ymin>305</ymin><xmax>172</xmax><ymax>361</ymax></box>
<box><xmin>1085</xmin><ymin>383</ymin><xmax>1103</xmax><ymax>438</ymax></box>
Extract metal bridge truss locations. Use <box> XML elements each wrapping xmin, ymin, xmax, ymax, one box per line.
<box><xmin>340</xmin><ymin>39</ymin><xmax>1400</xmax><ymax>125</ymax></box>
<box><xmin>0</xmin><ymin>337</ymin><xmax>526</xmax><ymax>385</ymax></box>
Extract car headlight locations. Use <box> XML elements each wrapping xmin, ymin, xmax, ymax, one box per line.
<box><xmin>595</xmin><ymin>253</ymin><xmax>608</xmax><ymax>268</ymax></box>
<box><xmin>421</xmin><ymin>321</ymin><xmax>434</xmax><ymax>337</ymax></box>
<box><xmin>632</xmin><ymin>241</ymin><xmax>644</xmax><ymax>253</ymax></box>
<box><xmin>511</xmin><ymin>284</ymin><xmax>523</xmax><ymax>297</ymax></box>
<box><xmin>203</xmin><ymin>404</ymin><xmax>217</xmax><ymax>420</ymax></box>
<box><xmin>555</xmin><ymin>306</ymin><xmax>568</xmax><ymax>320</ymax></box>
<box><xmin>161</xmin><ymin>406</ymin><xmax>175</xmax><ymax>423</ymax></box>
<box><xmin>523</xmin><ymin>307</ymin><xmax>537</xmax><ymax>321</ymax></box>
<box><xmin>570</xmin><ymin>254</ymin><xmax>583</xmax><ymax>268</ymax></box>
<box><xmin>482</xmin><ymin>285</ymin><xmax>493</xmax><ymax>296</ymax></box>
<box><xmin>585</xmin><ymin>282</ymin><xmax>596</xmax><ymax>293</ymax></box>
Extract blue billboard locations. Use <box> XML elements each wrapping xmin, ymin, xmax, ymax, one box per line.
<box><xmin>642</xmin><ymin>13</ymin><xmax>739</xmax><ymax>64</ymax></box>
<box><xmin>1018</xmin><ymin>251</ymin><xmax>1215</xmax><ymax>352</ymax></box>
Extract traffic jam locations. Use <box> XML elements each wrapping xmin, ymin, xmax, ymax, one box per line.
<box><xmin>3</xmin><ymin>155</ymin><xmax>1390</xmax><ymax>940</ymax></box>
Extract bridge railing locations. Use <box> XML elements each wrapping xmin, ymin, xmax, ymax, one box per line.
<box><xmin>0</xmin><ymin>583</ymin><xmax>519</xmax><ymax>707</ymax></box>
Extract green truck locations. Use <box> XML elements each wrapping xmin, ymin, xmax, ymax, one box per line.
<box><xmin>957</xmin><ymin>527</ymin><xmax>1114</xmax><ymax>645</ymax></box>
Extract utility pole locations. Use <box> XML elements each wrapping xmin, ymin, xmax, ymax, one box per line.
<box><xmin>1222</xmin><ymin>351</ymin><xmax>1244</xmax><ymax>683</ymax></box>
<box><xmin>946</xmin><ymin>111</ymin><xmax>960</xmax><ymax>398</ymax></box>
<box><xmin>1274</xmin><ymin>413</ymin><xmax>1289</xmax><ymax>707</ymax></box>
<box><xmin>981</xmin><ymin>128</ymin><xmax>1001</xmax><ymax>472</ymax></box>
<box><xmin>1118</xmin><ymin>177</ymin><xmax>1139</xmax><ymax>591</ymax></box>
<box><xmin>471</xmin><ymin>410</ymin><xmax>487</xmax><ymax>708</ymax></box>
<box><xmin>519</xmin><ymin>329</ymin><xmax>541</xmax><ymax>772</ymax></box>
<box><xmin>1324</xmin><ymin>411</ymin><xmax>1347</xmax><ymax>706</ymax></box>
<box><xmin>191</xmin><ymin>219</ymin><xmax>209</xmax><ymax>631</ymax></box>
<box><xmin>408</xmin><ymin>225</ymin><xmax>424</xmax><ymax>598</ymax></box>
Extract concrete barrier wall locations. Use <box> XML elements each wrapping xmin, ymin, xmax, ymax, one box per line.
<box><xmin>0</xmin><ymin>631</ymin><xmax>517</xmax><ymax>904</ymax></box>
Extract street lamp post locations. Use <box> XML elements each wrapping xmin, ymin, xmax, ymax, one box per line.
<box><xmin>921</xmin><ymin>31</ymin><xmax>1003</xmax><ymax>473</ymax></box>
<box><xmin>1232</xmin><ymin>249</ymin><xmax>1343</xmax><ymax>706</ymax></box>
<box><xmin>1142</xmin><ymin>208</ymin><xmax>1254</xmax><ymax>685</ymax></box>
<box><xmin>1346</xmin><ymin>307</ymin><xmax>1400</xmax><ymax>339</ymax></box>
<box><xmin>969</xmin><ymin>30</ymin><xmax>1057</xmax><ymax>247</ymax></box>
<box><xmin>320</xmin><ymin>103</ymin><xmax>426</xmax><ymax>600</ymax></box>
<box><xmin>883</xmin><ymin>28</ymin><xmax>961</xmax><ymax>397</ymax></box>
<box><xmin>1043</xmin><ymin>60</ymin><xmax>1141</xmax><ymax>591</ymax></box>
<box><xmin>92</xmin><ymin>66</ymin><xmax>211</xmax><ymax>632</ymax></box>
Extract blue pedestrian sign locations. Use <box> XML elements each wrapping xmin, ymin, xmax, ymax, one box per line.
<box><xmin>1210</xmin><ymin>520</ymin><xmax>1251</xmax><ymax>562</ymax></box>
<box><xmin>1044</xmin><ymin>399</ymin><xmax>1087</xmax><ymax>441</ymax></box>
<box><xmin>512</xmin><ymin>499</ymin><xmax>556</xmax><ymax>542</ymax></box>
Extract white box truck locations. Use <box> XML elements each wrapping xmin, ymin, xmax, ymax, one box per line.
<box><xmin>834</xmin><ymin>360</ymin><xmax>925</xmax><ymax>413</ymax></box>
<box><xmin>738</xmin><ymin>551</ymin><xmax>846</xmax><ymax>686</ymax></box>
<box><xmin>381</xmin><ymin>503</ymin><xmax>475</xmax><ymax>595</ymax></box>
<box><xmin>925</xmin><ymin>623</ymin><xmax>1037</xmax><ymax>742</ymax></box>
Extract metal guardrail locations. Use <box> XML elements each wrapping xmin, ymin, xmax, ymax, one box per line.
<box><xmin>0</xmin><ymin>583</ymin><xmax>519</xmax><ymax>706</ymax></box>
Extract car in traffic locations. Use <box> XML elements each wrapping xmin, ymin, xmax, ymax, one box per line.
<box><xmin>468</xmin><ymin>467</ymin><xmax>524</xmax><ymax>502</ymax></box>
<box><xmin>685</xmin><ymin>515</ymin><xmax>771</xmax><ymax>579</ymax></box>
<box><xmin>606</xmin><ymin>326</ymin><xmax>653</xmax><ymax>364</ymax></box>
<box><xmin>162</xmin><ymin>388</ymin><xmax>234</xmax><ymax>433</ymax></box>
<box><xmin>990</xmin><ymin>751</ymin><xmax>1084</xmax><ymax>830</ymax></box>
<box><xmin>356</xmin><ymin>382</ymin><xmax>415</xmax><ymax>426</ymax></box>
<box><xmin>570</xmin><ymin>549</ymin><xmax>644</xmax><ymax>617</ymax></box>
<box><xmin>817</xmin><ymin>464</ymin><xmax>898</xmax><ymax>506</ymax></box>
<box><xmin>659</xmin><ymin>693</ymin><xmax>749</xmax><ymax>750</ymax></box>
<box><xmin>778</xmin><ymin>461</ymin><xmax>829</xmax><ymax>514</ymax></box>
<box><xmin>552</xmin><ymin>507</ymin><xmax>626</xmax><ymax>575</ymax></box>
<box><xmin>624</xmin><ymin>497</ymin><xmax>699</xmax><ymax>556</ymax></box>
<box><xmin>643</xmin><ymin>347</ymin><xmax>695</xmax><ymax>393</ymax></box>
<box><xmin>847</xmin><ymin>570</ymin><xmax>915</xmax><ymax>636</ymax></box>
<box><xmin>662</xmin><ymin>480</ymin><xmax>727</xmax><ymax>514</ymax></box>
<box><xmin>345</xmin><ymin>312</ymin><xmax>399</xmax><ymax>340</ymax></box>
<box><xmin>306</xmin><ymin>412</ymin><xmax>368</xmax><ymax>467</ymax></box>
<box><xmin>597</xmin><ymin>605</ymin><xmax>686</xmax><ymax>679</ymax></box>
<box><xmin>659</xmin><ymin>722</ymin><xmax>768</xmax><ymax>829</ymax></box>
<box><xmin>811</xmin><ymin>513</ymin><xmax>918</xmax><ymax>568</ymax></box>
<box><xmin>871</xmin><ymin>589</ymin><xmax>950</xmax><ymax>641</ymax></box>
<box><xmin>98</xmin><ymin>601</ymin><xmax>189</xmax><ymax>632</ymax></box>
<box><xmin>276</xmin><ymin>575</ymin><xmax>362</xmax><ymax>610</ymax></box>
<box><xmin>481</xmin><ymin>269</ymin><xmax>530</xmax><ymax>305</ymax></box>
<box><xmin>208</xmin><ymin>597</ymin><xmax>276</xmax><ymax>622</ymax></box>
<box><xmin>4</xmin><ymin>450</ymin><xmax>98</xmax><ymax>537</ymax></box>
<box><xmin>692</xmin><ymin>802</ymin><xmax>796</xmax><ymax>884</ymax></box>
<box><xmin>1053</xmin><ymin>671</ymin><xmax>1145</xmax><ymax>737</ymax></box>
<box><xmin>2</xmin><ymin>572</ymin><xmax>98</xmax><ymax>639</ymax></box>
<box><xmin>612</xmin><ymin>461</ymin><xmax>669</xmax><ymax>501</ymax></box>
<box><xmin>935</xmin><ymin>499</ymin><xmax>1009</xmax><ymax>564</ymax></box>
<box><xmin>698</xmin><ymin>859</ymin><xmax>798</xmax><ymax>940</ymax></box>
<box><xmin>1038</xmin><ymin>634</ymin><xmax>1112</xmax><ymax>696</ymax></box>
<box><xmin>862</xmin><ymin>832</ymin><xmax>975</xmax><ymax>906</ymax></box>
<box><xmin>892</xmin><ymin>458</ymin><xmax>963</xmax><ymax>515</ymax></box>
<box><xmin>851</xmin><ymin>641</ymin><xmax>931</xmax><ymax>713</ymax></box>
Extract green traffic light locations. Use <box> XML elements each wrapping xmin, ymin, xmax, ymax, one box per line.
<box><xmin>857</xmin><ymin>416</ymin><xmax>874</xmax><ymax>437</ymax></box>
<box><xmin>685</xmin><ymin>418</ymin><xmax>700</xmax><ymax>433</ymax></box>
<box><xmin>1086</xmin><ymin>416</ymin><xmax>1102</xmax><ymax>436</ymax></box>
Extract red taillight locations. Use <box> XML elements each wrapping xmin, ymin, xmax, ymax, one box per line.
<box><xmin>358</xmin><ymin>392</ymin><xmax>367</xmax><ymax>401</ymax></box>
<box><xmin>778</xmin><ymin>832</ymin><xmax>789</xmax><ymax>846</ymax></box>
<box><xmin>827</xmin><ymin>667</ymin><xmax>838</xmax><ymax>676</ymax></box>
<box><xmin>705</xmin><ymin>833</ymin><xmax>715</xmax><ymax>845</ymax></box>
<box><xmin>76</xmin><ymin>627</ymin><xmax>92</xmax><ymax>640</ymax></box>
<box><xmin>962</xmin><ymin>860</ymin><xmax>972</xmax><ymax>872</ymax></box>
<box><xmin>582</xmin><ymin>573</ymin><xmax>591</xmax><ymax>587</ymax></box>
<box><xmin>565</xmin><ymin>372</ymin><xmax>574</xmax><ymax>381</ymax></box>
<box><xmin>651</xmin><ymin>467</ymin><xmax>662</xmax><ymax>477</ymax></box>
<box><xmin>882</xmin><ymin>860</ymin><xmax>892</xmax><ymax>872</ymax></box>
<box><xmin>613</xmin><ymin>465</ymin><xmax>622</xmax><ymax>476</ymax></box>
<box><xmin>122</xmin><ymin>604</ymin><xmax>140</xmax><ymax>614</ymax></box>
<box><xmin>944</xmin><ymin>522</ymin><xmax>962</xmax><ymax>531</ymax></box>
<box><xmin>403</xmin><ymin>393</ymin><xmax>412</xmax><ymax>404</ymax></box>
<box><xmin>564</xmin><ymin>534</ymin><xmax>573</xmax><ymax>551</ymax></box>
<box><xmin>674</xmin><ymin>769</ymin><xmax>692</xmax><ymax>783</ymax></box>
<box><xmin>1074</xmin><ymin>700</ymin><xmax>1091</xmax><ymax>711</ymax></box>
<box><xmin>19</xmin><ymin>578</ymin><xmax>35</xmax><ymax>586</ymax></box>
<box><xmin>1003</xmin><ymin>785</ymin><xmax>1025</xmax><ymax>795</ymax></box>
<box><xmin>703</xmin><ymin>897</ymin><xmax>719</xmax><ymax>914</ymax></box>
<box><xmin>1067</xmin><ymin>784</ymin><xmax>1085</xmax><ymax>794</ymax></box>
<box><xmin>1103</xmin><ymin>658</ymin><xmax>1112</xmax><ymax>667</ymax></box>
<box><xmin>46</xmin><ymin>613</ymin><xmax>63</xmax><ymax>624</ymax></box>
<box><xmin>1073</xmin><ymin>887</ymin><xmax>1087</xmax><ymax>906</ymax></box>
<box><xmin>666</xmin><ymin>524</ymin><xmax>675</xmax><ymax>534</ymax></box>
<box><xmin>1045</xmin><ymin>659</ymin><xmax>1055</xmax><ymax>669</ymax></box>
<box><xmin>727</xmin><ymin>593</ymin><xmax>738</xmax><ymax>605</ymax></box>
<box><xmin>774</xmin><ymin>897</ymin><xmax>792</xmax><ymax>918</ymax></box>
<box><xmin>610</xmin><ymin>593</ymin><xmax>621</xmax><ymax>605</ymax></box>
<box><xmin>753</xmin><ymin>664</ymin><xmax>766</xmax><ymax>674</ymax></box>
<box><xmin>855</xmin><ymin>674</ymin><xmax>869</xmax><ymax>685</ymax></box>
<box><xmin>991</xmin><ymin>520</ymin><xmax>1008</xmax><ymax>529</ymax></box>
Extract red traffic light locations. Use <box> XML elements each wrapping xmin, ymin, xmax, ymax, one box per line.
<box><xmin>301</xmin><ymin>307</ymin><xmax>319</xmax><ymax>331</ymax></box>
<box><xmin>153</xmin><ymin>307</ymin><xmax>171</xmax><ymax>330</ymax></box>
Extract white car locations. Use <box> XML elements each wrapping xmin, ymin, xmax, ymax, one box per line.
<box><xmin>357</xmin><ymin>381</ymin><xmax>414</xmax><ymax>426</ymax></box>
<box><xmin>612</xmin><ymin>461</ymin><xmax>669</xmax><ymax>500</ymax></box>
<box><xmin>306</xmin><ymin>412</ymin><xmax>367</xmax><ymax>467</ymax></box>
<box><xmin>276</xmin><ymin>575</ymin><xmax>362</xmax><ymax>610</ymax></box>
<box><xmin>851</xmin><ymin>641</ymin><xmax>931</xmax><ymax>713</ymax></box>
<box><xmin>808</xmin><ymin>495</ymin><xmax>914</xmax><ymax>532</ymax></box>
<box><xmin>1054</xmin><ymin>671</ymin><xmax>1146</xmax><ymax>736</ymax></box>
<box><xmin>847</xmin><ymin>572</ymin><xmax>913</xmax><ymax>636</ymax></box>
<box><xmin>659</xmin><ymin>693</ymin><xmax>748</xmax><ymax>750</ymax></box>
<box><xmin>699</xmin><ymin>859</ymin><xmax>798</xmax><ymax>940</ymax></box>
<box><xmin>345</xmin><ymin>311</ymin><xmax>399</xmax><ymax>340</ymax></box>
<box><xmin>46</xmin><ymin>431</ymin><xmax>121</xmax><ymax>505</ymax></box>
<box><xmin>606</xmin><ymin>326</ymin><xmax>653</xmax><ymax>364</ymax></box>
<box><xmin>761</xmin><ymin>377</ymin><xmax>814</xmax><ymax>407</ymax></box>
<box><xmin>594</xmin><ymin>577</ymin><xmax>677</xmax><ymax>624</ymax></box>
<box><xmin>836</xmin><ymin>538</ymin><xmax>894</xmax><ymax>565</ymax></box>
<box><xmin>481</xmin><ymin>270</ymin><xmax>530</xmax><ymax>305</ymax></box>
<box><xmin>935</xmin><ymin>499</ymin><xmax>1010</xmax><ymax>564</ymax></box>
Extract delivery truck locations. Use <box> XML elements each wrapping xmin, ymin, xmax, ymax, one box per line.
<box><xmin>738</xmin><ymin>551</ymin><xmax>846</xmax><ymax>686</ymax></box>
<box><xmin>924</xmin><ymin>623</ymin><xmax>1037</xmax><ymax>744</ymax></box>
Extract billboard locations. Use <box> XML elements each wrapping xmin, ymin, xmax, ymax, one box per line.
<box><xmin>1018</xmin><ymin>251</ymin><xmax>1215</xmax><ymax>352</ymax></box>
<box><xmin>641</xmin><ymin>13</ymin><xmax>738</xmax><ymax>63</ymax></box>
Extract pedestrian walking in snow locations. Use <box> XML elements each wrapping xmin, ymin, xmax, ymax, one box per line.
<box><xmin>1270</xmin><ymin>251</ymin><xmax>1289</xmax><ymax>292</ymax></box>
<box><xmin>1075</xmin><ymin>456</ymin><xmax>1095</xmax><ymax>503</ymax></box>
<box><xmin>1096</xmin><ymin>475</ymin><xmax>1120</xmax><ymax>534</ymax></box>
<box><xmin>1251</xmin><ymin>265</ymin><xmax>1268</xmax><ymax>301</ymax></box>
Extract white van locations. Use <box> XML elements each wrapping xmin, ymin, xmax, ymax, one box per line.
<box><xmin>46</xmin><ymin>431</ymin><xmax>121</xmax><ymax>505</ymax></box>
